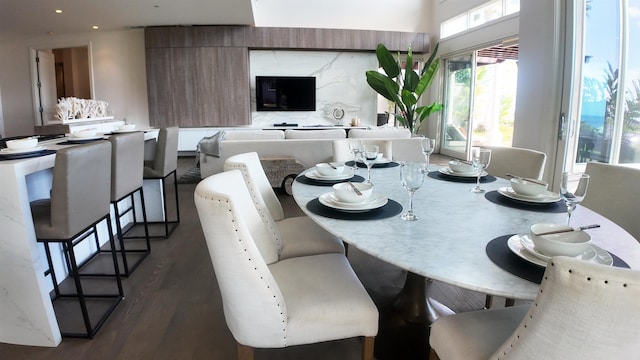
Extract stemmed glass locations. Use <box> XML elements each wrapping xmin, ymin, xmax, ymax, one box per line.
<box><xmin>560</xmin><ymin>172</ymin><xmax>590</xmax><ymax>225</ymax></box>
<box><xmin>400</xmin><ymin>162</ymin><xmax>427</xmax><ymax>221</ymax></box>
<box><xmin>470</xmin><ymin>147</ymin><xmax>491</xmax><ymax>193</ymax></box>
<box><xmin>348</xmin><ymin>138</ymin><xmax>362</xmax><ymax>170</ymax></box>
<box><xmin>359</xmin><ymin>144</ymin><xmax>379</xmax><ymax>185</ymax></box>
<box><xmin>420</xmin><ymin>137</ymin><xmax>436</xmax><ymax>171</ymax></box>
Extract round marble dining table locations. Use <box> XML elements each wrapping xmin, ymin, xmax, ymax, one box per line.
<box><xmin>293</xmin><ymin>163</ymin><xmax>640</xmax><ymax>358</ymax></box>
<box><xmin>293</xmin><ymin>164</ymin><xmax>640</xmax><ymax>299</ymax></box>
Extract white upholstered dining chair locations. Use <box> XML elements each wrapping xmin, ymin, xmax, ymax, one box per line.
<box><xmin>194</xmin><ymin>170</ymin><xmax>378</xmax><ymax>360</ymax></box>
<box><xmin>224</xmin><ymin>152</ymin><xmax>345</xmax><ymax>259</ymax></box>
<box><xmin>482</xmin><ymin>146</ymin><xmax>547</xmax><ymax>180</ymax></box>
<box><xmin>583</xmin><ymin>162</ymin><xmax>640</xmax><ymax>242</ymax></box>
<box><xmin>429</xmin><ymin>256</ymin><xmax>640</xmax><ymax>360</ymax></box>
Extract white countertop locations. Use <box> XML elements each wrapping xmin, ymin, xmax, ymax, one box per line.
<box><xmin>292</xmin><ymin>165</ymin><xmax>640</xmax><ymax>300</ymax></box>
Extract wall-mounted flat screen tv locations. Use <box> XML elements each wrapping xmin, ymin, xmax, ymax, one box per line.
<box><xmin>256</xmin><ymin>76</ymin><xmax>316</xmax><ymax>111</ymax></box>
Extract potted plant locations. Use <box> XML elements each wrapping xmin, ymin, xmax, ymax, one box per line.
<box><xmin>366</xmin><ymin>43</ymin><xmax>443</xmax><ymax>134</ymax></box>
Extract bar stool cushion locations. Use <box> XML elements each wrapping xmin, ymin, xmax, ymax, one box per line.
<box><xmin>110</xmin><ymin>132</ymin><xmax>144</xmax><ymax>201</ymax></box>
<box><xmin>31</xmin><ymin>141</ymin><xmax>111</xmax><ymax>239</ymax></box>
<box><xmin>143</xmin><ymin>126</ymin><xmax>178</xmax><ymax>178</ymax></box>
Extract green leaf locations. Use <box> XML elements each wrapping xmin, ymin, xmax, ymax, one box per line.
<box><xmin>404</xmin><ymin>69</ymin><xmax>419</xmax><ymax>93</ymax></box>
<box><xmin>401</xmin><ymin>89</ymin><xmax>417</xmax><ymax>107</ymax></box>
<box><xmin>415</xmin><ymin>60</ymin><xmax>440</xmax><ymax>97</ymax></box>
<box><xmin>421</xmin><ymin>42</ymin><xmax>440</xmax><ymax>77</ymax></box>
<box><xmin>366</xmin><ymin>71</ymin><xmax>398</xmax><ymax>102</ymax></box>
<box><xmin>375</xmin><ymin>44</ymin><xmax>400</xmax><ymax>78</ymax></box>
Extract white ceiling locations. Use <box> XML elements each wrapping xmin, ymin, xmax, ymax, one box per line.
<box><xmin>0</xmin><ymin>0</ymin><xmax>431</xmax><ymax>38</ymax></box>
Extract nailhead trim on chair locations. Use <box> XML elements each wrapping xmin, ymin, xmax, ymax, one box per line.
<box><xmin>216</xmin><ymin>196</ymin><xmax>288</xmax><ymax>342</ymax></box>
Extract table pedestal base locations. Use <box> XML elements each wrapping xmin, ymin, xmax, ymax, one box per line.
<box><xmin>374</xmin><ymin>272</ymin><xmax>454</xmax><ymax>360</ymax></box>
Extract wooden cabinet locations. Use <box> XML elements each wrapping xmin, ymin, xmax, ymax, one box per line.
<box><xmin>146</xmin><ymin>46</ymin><xmax>249</xmax><ymax>128</ymax></box>
<box><xmin>145</xmin><ymin>26</ymin><xmax>429</xmax><ymax>128</ymax></box>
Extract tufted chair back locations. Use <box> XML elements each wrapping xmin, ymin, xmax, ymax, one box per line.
<box><xmin>109</xmin><ymin>132</ymin><xmax>144</xmax><ymax>201</ymax></box>
<box><xmin>194</xmin><ymin>170</ymin><xmax>284</xmax><ymax>346</ymax></box>
<box><xmin>491</xmin><ymin>256</ymin><xmax>640</xmax><ymax>359</ymax></box>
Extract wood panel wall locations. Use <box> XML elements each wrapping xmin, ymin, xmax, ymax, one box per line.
<box><xmin>145</xmin><ymin>26</ymin><xmax>429</xmax><ymax>128</ymax></box>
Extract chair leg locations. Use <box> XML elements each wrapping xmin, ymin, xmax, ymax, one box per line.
<box><xmin>362</xmin><ymin>336</ymin><xmax>375</xmax><ymax>360</ymax></box>
<box><xmin>485</xmin><ymin>294</ymin><xmax>493</xmax><ymax>309</ymax></box>
<box><xmin>237</xmin><ymin>343</ymin><xmax>253</xmax><ymax>360</ymax></box>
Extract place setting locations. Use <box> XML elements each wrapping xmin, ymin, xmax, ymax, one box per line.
<box><xmin>58</xmin><ymin>130</ymin><xmax>106</xmax><ymax>144</ymax></box>
<box><xmin>306</xmin><ymin>181</ymin><xmax>402</xmax><ymax>220</ymax></box>
<box><xmin>0</xmin><ymin>137</ymin><xmax>55</xmax><ymax>160</ymax></box>
<box><xmin>485</xmin><ymin>175</ymin><xmax>565</xmax><ymax>212</ymax></box>
<box><xmin>486</xmin><ymin>222</ymin><xmax>629</xmax><ymax>284</ymax></box>
<box><xmin>296</xmin><ymin>162</ymin><xmax>364</xmax><ymax>186</ymax></box>
<box><xmin>429</xmin><ymin>157</ymin><xmax>496</xmax><ymax>183</ymax></box>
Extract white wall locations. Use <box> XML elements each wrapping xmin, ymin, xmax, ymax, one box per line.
<box><xmin>0</xmin><ymin>29</ymin><xmax>148</xmax><ymax>137</ymax></box>
<box><xmin>249</xmin><ymin>50</ymin><xmax>379</xmax><ymax>127</ymax></box>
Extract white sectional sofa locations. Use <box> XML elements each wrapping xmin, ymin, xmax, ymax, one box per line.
<box><xmin>198</xmin><ymin>127</ymin><xmax>425</xmax><ymax>188</ymax></box>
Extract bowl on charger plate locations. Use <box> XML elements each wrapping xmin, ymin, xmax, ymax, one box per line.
<box><xmin>332</xmin><ymin>182</ymin><xmax>372</xmax><ymax>203</ymax></box>
<box><xmin>510</xmin><ymin>177</ymin><xmax>548</xmax><ymax>197</ymax></box>
<box><xmin>448</xmin><ymin>160</ymin><xmax>474</xmax><ymax>174</ymax></box>
<box><xmin>5</xmin><ymin>137</ymin><xmax>38</xmax><ymax>150</ymax></box>
<box><xmin>118</xmin><ymin>124</ymin><xmax>136</xmax><ymax>131</ymax></box>
<box><xmin>72</xmin><ymin>130</ymin><xmax>97</xmax><ymax>138</ymax></box>
<box><xmin>530</xmin><ymin>223</ymin><xmax>592</xmax><ymax>257</ymax></box>
<box><xmin>315</xmin><ymin>162</ymin><xmax>345</xmax><ymax>176</ymax></box>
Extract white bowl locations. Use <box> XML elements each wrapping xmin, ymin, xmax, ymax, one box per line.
<box><xmin>5</xmin><ymin>137</ymin><xmax>38</xmax><ymax>150</ymax></box>
<box><xmin>530</xmin><ymin>223</ymin><xmax>592</xmax><ymax>257</ymax></box>
<box><xmin>118</xmin><ymin>124</ymin><xmax>136</xmax><ymax>131</ymax></box>
<box><xmin>448</xmin><ymin>160</ymin><xmax>474</xmax><ymax>174</ymax></box>
<box><xmin>73</xmin><ymin>130</ymin><xmax>97</xmax><ymax>138</ymax></box>
<box><xmin>510</xmin><ymin>177</ymin><xmax>548</xmax><ymax>197</ymax></box>
<box><xmin>332</xmin><ymin>182</ymin><xmax>373</xmax><ymax>203</ymax></box>
<box><xmin>316</xmin><ymin>162</ymin><xmax>345</xmax><ymax>176</ymax></box>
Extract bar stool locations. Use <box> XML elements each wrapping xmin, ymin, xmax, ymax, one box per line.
<box><xmin>106</xmin><ymin>132</ymin><xmax>150</xmax><ymax>277</ymax></box>
<box><xmin>142</xmin><ymin>126</ymin><xmax>180</xmax><ymax>238</ymax></box>
<box><xmin>30</xmin><ymin>141</ymin><xmax>123</xmax><ymax>338</ymax></box>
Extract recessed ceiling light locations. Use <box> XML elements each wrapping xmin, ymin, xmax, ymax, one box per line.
<box><xmin>55</xmin><ymin>9</ymin><xmax>62</xmax><ymax>14</ymax></box>
<box><xmin>92</xmin><ymin>25</ymin><xmax>99</xmax><ymax>30</ymax></box>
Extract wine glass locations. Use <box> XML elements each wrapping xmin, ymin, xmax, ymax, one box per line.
<box><xmin>560</xmin><ymin>172</ymin><xmax>590</xmax><ymax>225</ymax></box>
<box><xmin>400</xmin><ymin>162</ymin><xmax>427</xmax><ymax>221</ymax></box>
<box><xmin>470</xmin><ymin>147</ymin><xmax>491</xmax><ymax>193</ymax></box>
<box><xmin>348</xmin><ymin>138</ymin><xmax>362</xmax><ymax>170</ymax></box>
<box><xmin>420</xmin><ymin>137</ymin><xmax>436</xmax><ymax>171</ymax></box>
<box><xmin>360</xmin><ymin>144</ymin><xmax>379</xmax><ymax>185</ymax></box>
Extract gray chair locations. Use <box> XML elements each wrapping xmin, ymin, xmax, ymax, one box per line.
<box><xmin>429</xmin><ymin>256</ymin><xmax>640</xmax><ymax>360</ymax></box>
<box><xmin>143</xmin><ymin>126</ymin><xmax>180</xmax><ymax>238</ymax></box>
<box><xmin>107</xmin><ymin>132</ymin><xmax>150</xmax><ymax>276</ymax></box>
<box><xmin>194</xmin><ymin>169</ymin><xmax>378</xmax><ymax>360</ymax></box>
<box><xmin>583</xmin><ymin>162</ymin><xmax>640</xmax><ymax>242</ymax></box>
<box><xmin>482</xmin><ymin>145</ymin><xmax>547</xmax><ymax>180</ymax></box>
<box><xmin>31</xmin><ymin>141</ymin><xmax>123</xmax><ymax>338</ymax></box>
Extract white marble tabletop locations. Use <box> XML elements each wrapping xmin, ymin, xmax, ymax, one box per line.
<box><xmin>292</xmin><ymin>164</ymin><xmax>640</xmax><ymax>301</ymax></box>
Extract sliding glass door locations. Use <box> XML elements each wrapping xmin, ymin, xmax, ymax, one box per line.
<box><xmin>440</xmin><ymin>44</ymin><xmax>519</xmax><ymax>160</ymax></box>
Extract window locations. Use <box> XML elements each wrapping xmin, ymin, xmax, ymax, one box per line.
<box><xmin>441</xmin><ymin>0</ymin><xmax>520</xmax><ymax>39</ymax></box>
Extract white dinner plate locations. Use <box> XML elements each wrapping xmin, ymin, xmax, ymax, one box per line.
<box><xmin>507</xmin><ymin>234</ymin><xmax>613</xmax><ymax>267</ymax></box>
<box><xmin>438</xmin><ymin>167</ymin><xmax>487</xmax><ymax>178</ymax></box>
<box><xmin>0</xmin><ymin>146</ymin><xmax>47</xmax><ymax>155</ymax></box>
<box><xmin>305</xmin><ymin>169</ymin><xmax>354</xmax><ymax>181</ymax></box>
<box><xmin>319</xmin><ymin>192</ymin><xmax>388</xmax><ymax>212</ymax></box>
<box><xmin>497</xmin><ymin>187</ymin><xmax>561</xmax><ymax>204</ymax></box>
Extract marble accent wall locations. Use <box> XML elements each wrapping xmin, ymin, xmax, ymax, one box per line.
<box><xmin>249</xmin><ymin>50</ymin><xmax>379</xmax><ymax>127</ymax></box>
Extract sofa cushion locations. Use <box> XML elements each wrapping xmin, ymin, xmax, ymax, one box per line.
<box><xmin>224</xmin><ymin>129</ymin><xmax>285</xmax><ymax>140</ymax></box>
<box><xmin>348</xmin><ymin>128</ymin><xmax>411</xmax><ymax>139</ymax></box>
<box><xmin>285</xmin><ymin>129</ymin><xmax>346</xmax><ymax>139</ymax></box>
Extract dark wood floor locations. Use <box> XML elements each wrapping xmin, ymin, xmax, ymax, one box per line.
<box><xmin>0</xmin><ymin>156</ymin><xmax>519</xmax><ymax>360</ymax></box>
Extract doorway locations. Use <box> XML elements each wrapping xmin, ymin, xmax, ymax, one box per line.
<box><xmin>31</xmin><ymin>44</ymin><xmax>93</xmax><ymax>126</ymax></box>
<box><xmin>440</xmin><ymin>42</ymin><xmax>519</xmax><ymax>160</ymax></box>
